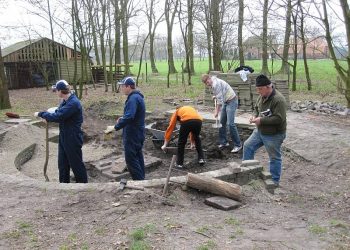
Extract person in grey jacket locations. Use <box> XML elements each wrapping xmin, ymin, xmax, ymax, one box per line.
<box><xmin>243</xmin><ymin>74</ymin><xmax>287</xmax><ymax>186</ymax></box>
<box><xmin>202</xmin><ymin>74</ymin><xmax>242</xmax><ymax>153</ymax></box>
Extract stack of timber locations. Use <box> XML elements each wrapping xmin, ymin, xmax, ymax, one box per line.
<box><xmin>208</xmin><ymin>71</ymin><xmax>290</xmax><ymax>111</ymax></box>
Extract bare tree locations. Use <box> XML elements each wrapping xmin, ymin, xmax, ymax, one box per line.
<box><xmin>112</xmin><ymin>0</ymin><xmax>122</xmax><ymax>65</ymax></box>
<box><xmin>165</xmin><ymin>0</ymin><xmax>179</xmax><ymax>74</ymax></box>
<box><xmin>298</xmin><ymin>0</ymin><xmax>312</xmax><ymax>90</ymax></box>
<box><xmin>261</xmin><ymin>0</ymin><xmax>274</xmax><ymax>75</ymax></box>
<box><xmin>238</xmin><ymin>0</ymin><xmax>245</xmax><ymax>66</ymax></box>
<box><xmin>315</xmin><ymin>0</ymin><xmax>350</xmax><ymax>108</ymax></box>
<box><xmin>277</xmin><ymin>0</ymin><xmax>292</xmax><ymax>74</ymax></box>
<box><xmin>83</xmin><ymin>0</ymin><xmax>101</xmax><ymax>65</ymax></box>
<box><xmin>196</xmin><ymin>0</ymin><xmax>213</xmax><ymax>72</ymax></box>
<box><xmin>144</xmin><ymin>0</ymin><xmax>164</xmax><ymax>74</ymax></box>
<box><xmin>0</xmin><ymin>45</ymin><xmax>11</xmax><ymax>109</ymax></box>
<box><xmin>72</xmin><ymin>0</ymin><xmax>93</xmax><ymax>98</ymax></box>
<box><xmin>211</xmin><ymin>0</ymin><xmax>223</xmax><ymax>71</ymax></box>
<box><xmin>291</xmin><ymin>3</ymin><xmax>299</xmax><ymax>91</ymax></box>
<box><xmin>187</xmin><ymin>0</ymin><xmax>195</xmax><ymax>74</ymax></box>
<box><xmin>178</xmin><ymin>0</ymin><xmax>192</xmax><ymax>84</ymax></box>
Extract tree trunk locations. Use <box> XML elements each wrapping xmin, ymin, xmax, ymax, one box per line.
<box><xmin>147</xmin><ymin>0</ymin><xmax>162</xmax><ymax>74</ymax></box>
<box><xmin>320</xmin><ymin>0</ymin><xmax>350</xmax><ymax>108</ymax></box>
<box><xmin>211</xmin><ymin>0</ymin><xmax>222</xmax><ymax>71</ymax></box>
<box><xmin>261</xmin><ymin>0</ymin><xmax>269</xmax><ymax>75</ymax></box>
<box><xmin>186</xmin><ymin>173</ymin><xmax>241</xmax><ymax>201</ymax></box>
<box><xmin>149</xmin><ymin>34</ymin><xmax>158</xmax><ymax>73</ymax></box>
<box><xmin>277</xmin><ymin>0</ymin><xmax>292</xmax><ymax>74</ymax></box>
<box><xmin>0</xmin><ymin>46</ymin><xmax>11</xmax><ymax>109</ymax></box>
<box><xmin>136</xmin><ymin>34</ymin><xmax>150</xmax><ymax>85</ymax></box>
<box><xmin>238</xmin><ymin>0</ymin><xmax>245</xmax><ymax>66</ymax></box>
<box><xmin>298</xmin><ymin>0</ymin><xmax>311</xmax><ymax>91</ymax></box>
<box><xmin>165</xmin><ymin>0</ymin><xmax>178</xmax><ymax>74</ymax></box>
<box><xmin>114</xmin><ymin>0</ymin><xmax>121</xmax><ymax>65</ymax></box>
<box><xmin>121</xmin><ymin>0</ymin><xmax>130</xmax><ymax>75</ymax></box>
<box><xmin>291</xmin><ymin>10</ymin><xmax>298</xmax><ymax>91</ymax></box>
<box><xmin>187</xmin><ymin>0</ymin><xmax>195</xmax><ymax>74</ymax></box>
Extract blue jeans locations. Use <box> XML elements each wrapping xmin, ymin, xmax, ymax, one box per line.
<box><xmin>243</xmin><ymin>129</ymin><xmax>286</xmax><ymax>183</ymax></box>
<box><xmin>219</xmin><ymin>99</ymin><xmax>241</xmax><ymax>147</ymax></box>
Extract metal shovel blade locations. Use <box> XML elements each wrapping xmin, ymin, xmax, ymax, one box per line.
<box><xmin>212</xmin><ymin>120</ymin><xmax>222</xmax><ymax>128</ymax></box>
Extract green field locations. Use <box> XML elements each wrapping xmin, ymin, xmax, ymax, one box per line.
<box><xmin>131</xmin><ymin>58</ymin><xmax>343</xmax><ymax>94</ymax></box>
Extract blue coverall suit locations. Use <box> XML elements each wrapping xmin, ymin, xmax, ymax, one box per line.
<box><xmin>114</xmin><ymin>91</ymin><xmax>146</xmax><ymax>180</ymax></box>
<box><xmin>39</xmin><ymin>94</ymin><xmax>88</xmax><ymax>183</ymax></box>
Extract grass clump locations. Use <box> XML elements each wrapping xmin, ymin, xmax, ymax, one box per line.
<box><xmin>129</xmin><ymin>224</ymin><xmax>156</xmax><ymax>250</ymax></box>
<box><xmin>225</xmin><ymin>217</ymin><xmax>240</xmax><ymax>226</ymax></box>
<box><xmin>197</xmin><ymin>239</ymin><xmax>217</xmax><ymax>250</ymax></box>
<box><xmin>309</xmin><ymin>224</ymin><xmax>327</xmax><ymax>235</ymax></box>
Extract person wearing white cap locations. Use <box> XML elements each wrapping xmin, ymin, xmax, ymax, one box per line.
<box><xmin>34</xmin><ymin>80</ymin><xmax>88</xmax><ymax>183</ymax></box>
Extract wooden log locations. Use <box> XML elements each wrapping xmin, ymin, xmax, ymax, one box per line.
<box><xmin>186</xmin><ymin>173</ymin><xmax>241</xmax><ymax>201</ymax></box>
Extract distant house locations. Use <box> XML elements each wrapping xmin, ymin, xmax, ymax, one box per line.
<box><xmin>2</xmin><ymin>37</ymin><xmax>91</xmax><ymax>89</ymax></box>
<box><xmin>243</xmin><ymin>35</ymin><xmax>279</xmax><ymax>60</ymax></box>
<box><xmin>276</xmin><ymin>37</ymin><xmax>329</xmax><ymax>59</ymax></box>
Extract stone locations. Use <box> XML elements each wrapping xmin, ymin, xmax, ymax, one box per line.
<box><xmin>260</xmin><ymin>171</ymin><xmax>272</xmax><ymax>180</ymax></box>
<box><xmin>264</xmin><ymin>179</ymin><xmax>278</xmax><ymax>194</ymax></box>
<box><xmin>240</xmin><ymin>160</ymin><xmax>260</xmax><ymax>167</ymax></box>
<box><xmin>205</xmin><ymin>196</ymin><xmax>242</xmax><ymax>210</ymax></box>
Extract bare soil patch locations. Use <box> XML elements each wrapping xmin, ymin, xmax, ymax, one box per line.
<box><xmin>0</xmin><ymin>87</ymin><xmax>349</xmax><ymax>249</ymax></box>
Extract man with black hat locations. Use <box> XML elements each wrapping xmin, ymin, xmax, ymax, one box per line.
<box><xmin>34</xmin><ymin>80</ymin><xmax>88</xmax><ymax>183</ymax></box>
<box><xmin>243</xmin><ymin>74</ymin><xmax>287</xmax><ymax>187</ymax></box>
<box><xmin>106</xmin><ymin>77</ymin><xmax>146</xmax><ymax>180</ymax></box>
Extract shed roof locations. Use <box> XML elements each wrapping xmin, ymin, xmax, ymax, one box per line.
<box><xmin>2</xmin><ymin>38</ymin><xmax>42</xmax><ymax>57</ymax></box>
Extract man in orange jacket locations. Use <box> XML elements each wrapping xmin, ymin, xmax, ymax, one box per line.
<box><xmin>161</xmin><ymin>106</ymin><xmax>205</xmax><ymax>168</ymax></box>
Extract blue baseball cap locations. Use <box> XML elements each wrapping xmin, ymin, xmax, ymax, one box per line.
<box><xmin>52</xmin><ymin>80</ymin><xmax>69</xmax><ymax>91</ymax></box>
<box><xmin>118</xmin><ymin>77</ymin><xmax>135</xmax><ymax>86</ymax></box>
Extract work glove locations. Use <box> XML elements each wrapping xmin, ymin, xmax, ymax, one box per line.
<box><xmin>47</xmin><ymin>107</ymin><xmax>58</xmax><ymax>114</ymax></box>
<box><xmin>34</xmin><ymin>112</ymin><xmax>40</xmax><ymax>117</ymax></box>
<box><xmin>161</xmin><ymin>143</ymin><xmax>167</xmax><ymax>153</ymax></box>
<box><xmin>104</xmin><ymin>125</ymin><xmax>115</xmax><ymax>134</ymax></box>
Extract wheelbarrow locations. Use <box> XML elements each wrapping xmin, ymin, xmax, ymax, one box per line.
<box><xmin>145</xmin><ymin>122</ymin><xmax>179</xmax><ymax>148</ymax></box>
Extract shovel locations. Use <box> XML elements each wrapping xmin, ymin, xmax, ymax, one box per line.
<box><xmin>212</xmin><ymin>99</ymin><xmax>222</xmax><ymax>129</ymax></box>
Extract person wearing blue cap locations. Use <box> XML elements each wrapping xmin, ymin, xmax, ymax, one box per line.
<box><xmin>106</xmin><ymin>77</ymin><xmax>146</xmax><ymax>180</ymax></box>
<box><xmin>34</xmin><ymin>80</ymin><xmax>88</xmax><ymax>183</ymax></box>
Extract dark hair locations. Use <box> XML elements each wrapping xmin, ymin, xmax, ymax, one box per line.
<box><xmin>61</xmin><ymin>89</ymin><xmax>70</xmax><ymax>94</ymax></box>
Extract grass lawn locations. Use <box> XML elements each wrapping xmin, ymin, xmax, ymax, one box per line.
<box><xmin>1</xmin><ymin>59</ymin><xmax>347</xmax><ymax>122</ymax></box>
<box><xmin>131</xmin><ymin>58</ymin><xmax>344</xmax><ymax>93</ymax></box>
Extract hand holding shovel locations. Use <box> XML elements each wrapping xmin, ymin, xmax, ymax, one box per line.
<box><xmin>212</xmin><ymin>99</ymin><xmax>222</xmax><ymax>129</ymax></box>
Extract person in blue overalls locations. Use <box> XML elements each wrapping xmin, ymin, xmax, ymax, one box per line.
<box><xmin>35</xmin><ymin>80</ymin><xmax>88</xmax><ymax>183</ymax></box>
<box><xmin>106</xmin><ymin>77</ymin><xmax>146</xmax><ymax>180</ymax></box>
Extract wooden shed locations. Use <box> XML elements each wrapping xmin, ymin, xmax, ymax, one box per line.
<box><xmin>2</xmin><ymin>37</ymin><xmax>91</xmax><ymax>89</ymax></box>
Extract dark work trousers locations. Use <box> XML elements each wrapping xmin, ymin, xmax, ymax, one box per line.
<box><xmin>58</xmin><ymin>132</ymin><xmax>88</xmax><ymax>183</ymax></box>
<box><xmin>124</xmin><ymin>141</ymin><xmax>145</xmax><ymax>180</ymax></box>
<box><xmin>177</xmin><ymin>119</ymin><xmax>204</xmax><ymax>165</ymax></box>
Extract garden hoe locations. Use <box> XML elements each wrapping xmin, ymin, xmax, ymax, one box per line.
<box><xmin>43</xmin><ymin>121</ymin><xmax>50</xmax><ymax>181</ymax></box>
<box><xmin>212</xmin><ymin>99</ymin><xmax>222</xmax><ymax>129</ymax></box>
<box><xmin>42</xmin><ymin>107</ymin><xmax>57</xmax><ymax>182</ymax></box>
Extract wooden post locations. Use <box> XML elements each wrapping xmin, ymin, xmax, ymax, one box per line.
<box><xmin>162</xmin><ymin>155</ymin><xmax>177</xmax><ymax>196</ymax></box>
<box><xmin>186</xmin><ymin>173</ymin><xmax>241</xmax><ymax>201</ymax></box>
